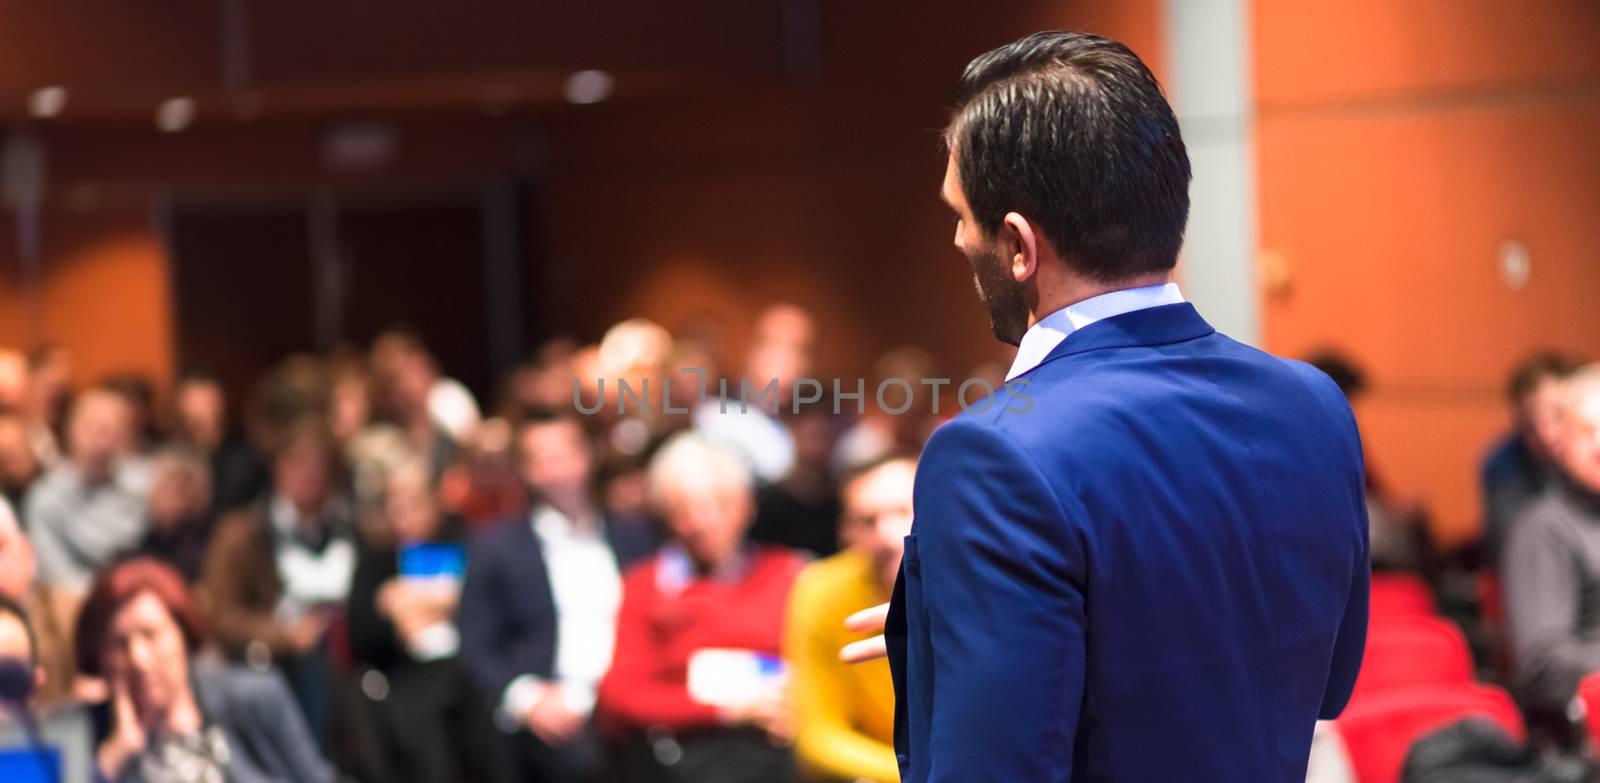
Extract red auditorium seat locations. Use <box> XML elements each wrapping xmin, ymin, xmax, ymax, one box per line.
<box><xmin>1350</xmin><ymin>615</ymin><xmax>1475</xmax><ymax>701</ymax></box>
<box><xmin>1579</xmin><ymin>672</ymin><xmax>1600</xmax><ymax>749</ymax></box>
<box><xmin>1337</xmin><ymin>683</ymin><xmax>1524</xmax><ymax>783</ymax></box>
<box><xmin>1369</xmin><ymin>572</ymin><xmax>1436</xmax><ymax>618</ymax></box>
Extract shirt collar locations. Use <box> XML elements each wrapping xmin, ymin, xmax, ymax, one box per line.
<box><xmin>531</xmin><ymin>503</ymin><xmax>599</xmax><ymax>542</ymax></box>
<box><xmin>1006</xmin><ymin>282</ymin><xmax>1185</xmax><ymax>381</ymax></box>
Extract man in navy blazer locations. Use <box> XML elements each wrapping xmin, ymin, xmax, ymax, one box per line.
<box><xmin>865</xmin><ymin>32</ymin><xmax>1369</xmax><ymax>781</ymax></box>
<box><xmin>457</xmin><ymin>409</ymin><xmax>655</xmax><ymax>783</ymax></box>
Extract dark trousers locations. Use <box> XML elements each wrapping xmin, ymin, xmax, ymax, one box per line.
<box><xmin>280</xmin><ymin>643</ymin><xmax>335</xmax><ymax>751</ymax></box>
<box><xmin>350</xmin><ymin>660</ymin><xmax>514</xmax><ymax>783</ymax></box>
<box><xmin>504</xmin><ymin>723</ymin><xmax>603</xmax><ymax>783</ymax></box>
<box><xmin>611</xmin><ymin>728</ymin><xmax>799</xmax><ymax>783</ymax></box>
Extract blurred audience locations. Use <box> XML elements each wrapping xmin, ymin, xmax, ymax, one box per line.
<box><xmin>102</xmin><ymin>375</ymin><xmax>164</xmax><ymax>455</ymax></box>
<box><xmin>170</xmin><ymin>373</ymin><xmax>269</xmax><ymax>517</ymax></box>
<box><xmin>370</xmin><ymin>329</ymin><xmax>460</xmax><ymax>480</ymax></box>
<box><xmin>1481</xmin><ymin>352</ymin><xmax>1578</xmax><ymax>562</ymax></box>
<box><xmin>0</xmin><ymin>499</ymin><xmax>77</xmax><ymax>707</ymax></box>
<box><xmin>347</xmin><ymin>460</ymin><xmax>509</xmax><ymax>783</ymax></box>
<box><xmin>458</xmin><ymin>409</ymin><xmax>654</xmax><ymax>783</ymax></box>
<box><xmin>26</xmin><ymin>389</ymin><xmax>151</xmax><ymax>592</ymax></box>
<box><xmin>201</xmin><ymin>419</ymin><xmax>356</xmax><ymax>744</ymax></box>
<box><xmin>25</xmin><ymin>344</ymin><xmax>75</xmax><ymax>466</ymax></box>
<box><xmin>751</xmin><ymin>402</ymin><xmax>840</xmax><ymax>558</ymax></box>
<box><xmin>1503</xmin><ymin>364</ymin><xmax>1600</xmax><ymax>720</ymax></box>
<box><xmin>784</xmin><ymin>454</ymin><xmax>915</xmax><ymax>783</ymax></box>
<box><xmin>692</xmin><ymin>305</ymin><xmax>814</xmax><ymax>485</ymax></box>
<box><xmin>0</xmin><ymin>413</ymin><xmax>43</xmax><ymax>511</ymax></box>
<box><xmin>77</xmin><ymin>558</ymin><xmax>331</xmax><ymax>783</ymax></box>
<box><xmin>136</xmin><ymin>448</ymin><xmax>214</xmax><ymax>583</ymax></box>
<box><xmin>599</xmin><ymin>432</ymin><xmax>806</xmax><ymax>783</ymax></box>
<box><xmin>13</xmin><ymin>296</ymin><xmax>1567</xmax><ymax>781</ymax></box>
<box><xmin>1308</xmin><ymin>349</ymin><xmax>1433</xmax><ymax>573</ymax></box>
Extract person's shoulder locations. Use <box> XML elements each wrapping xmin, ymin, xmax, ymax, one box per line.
<box><xmin>751</xmin><ymin>544</ymin><xmax>811</xmax><ymax>582</ymax></box>
<box><xmin>23</xmin><ymin>465</ymin><xmax>77</xmax><ymax>506</ymax></box>
<box><xmin>619</xmin><ymin>547</ymin><xmax>664</xmax><ymax>586</ymax></box>
<box><xmin>790</xmin><ymin>547</ymin><xmax>870</xmax><ymax>608</ymax></box>
<box><xmin>193</xmin><ymin>657</ymin><xmax>297</xmax><ymax>718</ymax></box>
<box><xmin>469</xmin><ymin>514</ymin><xmax>534</xmax><ymax>552</ymax></box>
<box><xmin>211</xmin><ymin>505</ymin><xmax>265</xmax><ymax>545</ymax></box>
<box><xmin>1513</xmin><ymin>486</ymin><xmax>1580</xmax><ymax>531</ymax></box>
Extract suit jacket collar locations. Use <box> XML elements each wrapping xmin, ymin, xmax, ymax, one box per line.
<box><xmin>1023</xmin><ymin>302</ymin><xmax>1215</xmax><ymax>376</ymax></box>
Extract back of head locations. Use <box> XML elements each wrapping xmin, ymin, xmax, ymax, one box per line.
<box><xmin>948</xmin><ymin>31</ymin><xmax>1190</xmax><ymax>282</ymax></box>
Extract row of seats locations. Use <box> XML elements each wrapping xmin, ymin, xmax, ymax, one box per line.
<box><xmin>1335</xmin><ymin>573</ymin><xmax>1524</xmax><ymax>783</ymax></box>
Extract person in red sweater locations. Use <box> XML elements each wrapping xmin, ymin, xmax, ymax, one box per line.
<box><xmin>598</xmin><ymin>431</ymin><xmax>807</xmax><ymax>783</ymax></box>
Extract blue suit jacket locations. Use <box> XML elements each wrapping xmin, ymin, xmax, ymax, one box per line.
<box><xmin>456</xmin><ymin>512</ymin><xmax>656</xmax><ymax>702</ymax></box>
<box><xmin>887</xmin><ymin>303</ymin><xmax>1369</xmax><ymax>782</ymax></box>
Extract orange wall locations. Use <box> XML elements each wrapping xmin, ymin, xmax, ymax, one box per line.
<box><xmin>531</xmin><ymin>0</ymin><xmax>1166</xmax><ymax>380</ymax></box>
<box><xmin>1254</xmin><ymin>0</ymin><xmax>1600</xmax><ymax>546</ymax></box>
<box><xmin>0</xmin><ymin>207</ymin><xmax>174</xmax><ymax>391</ymax></box>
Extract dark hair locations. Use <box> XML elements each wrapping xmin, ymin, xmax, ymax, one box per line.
<box><xmin>74</xmin><ymin>558</ymin><xmax>205</xmax><ymax>677</ymax></box>
<box><xmin>1306</xmin><ymin>349</ymin><xmax>1367</xmax><ymax>400</ymax></box>
<box><xmin>839</xmin><ymin>450</ymin><xmax>920</xmax><ymax>493</ymax></box>
<box><xmin>0</xmin><ymin>594</ymin><xmax>37</xmax><ymax>669</ymax></box>
<box><xmin>513</xmin><ymin>405</ymin><xmax>586</xmax><ymax>440</ymax></box>
<box><xmin>1506</xmin><ymin>351</ymin><xmax>1578</xmax><ymax>404</ymax></box>
<box><xmin>948</xmin><ymin>31</ymin><xmax>1190</xmax><ymax>282</ymax></box>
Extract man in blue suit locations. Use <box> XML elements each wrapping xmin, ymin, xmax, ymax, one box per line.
<box><xmin>849</xmin><ymin>31</ymin><xmax>1369</xmax><ymax>781</ymax></box>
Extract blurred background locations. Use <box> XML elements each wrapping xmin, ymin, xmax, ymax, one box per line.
<box><xmin>0</xmin><ymin>1</ymin><xmax>1597</xmax><ymax>782</ymax></box>
<box><xmin>0</xmin><ymin>0</ymin><xmax>1595</xmax><ymax>547</ymax></box>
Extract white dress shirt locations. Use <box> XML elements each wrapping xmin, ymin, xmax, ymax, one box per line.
<box><xmin>1006</xmin><ymin>282</ymin><xmax>1186</xmax><ymax>381</ymax></box>
<box><xmin>269</xmin><ymin>495</ymin><xmax>356</xmax><ymax>619</ymax></box>
<box><xmin>502</xmin><ymin>504</ymin><xmax>623</xmax><ymax>721</ymax></box>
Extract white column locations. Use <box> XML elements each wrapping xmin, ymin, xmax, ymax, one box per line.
<box><xmin>1163</xmin><ymin>0</ymin><xmax>1259</xmax><ymax>345</ymax></box>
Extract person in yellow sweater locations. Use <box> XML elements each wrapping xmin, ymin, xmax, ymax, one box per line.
<box><xmin>785</xmin><ymin>453</ymin><xmax>916</xmax><ymax>783</ymax></box>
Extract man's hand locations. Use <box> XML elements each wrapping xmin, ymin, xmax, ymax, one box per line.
<box><xmin>286</xmin><ymin>611</ymin><xmax>329</xmax><ymax>653</ymax></box>
<box><xmin>840</xmin><ymin>603</ymin><xmax>890</xmax><ymax>663</ymax></box>
<box><xmin>523</xmin><ymin>683</ymin><xmax>585</xmax><ymax>746</ymax></box>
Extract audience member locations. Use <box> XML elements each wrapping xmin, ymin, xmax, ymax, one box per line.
<box><xmin>26</xmin><ymin>389</ymin><xmax>151</xmax><ymax>591</ymax></box>
<box><xmin>346</xmin><ymin>460</ymin><xmax>509</xmax><ymax>783</ymax></box>
<box><xmin>24</xmin><ymin>344</ymin><xmax>75</xmax><ymax>467</ymax></box>
<box><xmin>102</xmin><ymin>375</ymin><xmax>164</xmax><ymax>455</ymax></box>
<box><xmin>0</xmin><ymin>499</ymin><xmax>77</xmax><ymax>707</ymax></box>
<box><xmin>137</xmin><ymin>448</ymin><xmax>214</xmax><ymax>583</ymax></box>
<box><xmin>1503</xmin><ymin>364</ymin><xmax>1600</xmax><ymax>719</ymax></box>
<box><xmin>751</xmin><ymin>403</ymin><xmax>840</xmax><ymax>557</ymax></box>
<box><xmin>0</xmin><ymin>413</ymin><xmax>42</xmax><ymax>511</ymax></box>
<box><xmin>598</xmin><ymin>432</ymin><xmax>806</xmax><ymax>783</ymax></box>
<box><xmin>201</xmin><ymin>419</ymin><xmax>357</xmax><ymax>744</ymax></box>
<box><xmin>171</xmin><ymin>373</ymin><xmax>269</xmax><ymax>517</ymax></box>
<box><xmin>784</xmin><ymin>454</ymin><xmax>915</xmax><ymax>783</ymax></box>
<box><xmin>370</xmin><ymin>330</ymin><xmax>460</xmax><ymax>480</ymax></box>
<box><xmin>0</xmin><ymin>591</ymin><xmax>96</xmax><ymax>783</ymax></box>
<box><xmin>458</xmin><ymin>409</ymin><xmax>654</xmax><ymax>783</ymax></box>
<box><xmin>437</xmin><ymin>416</ymin><xmax>528</xmax><ymax>527</ymax></box>
<box><xmin>1308</xmin><ymin>349</ymin><xmax>1432</xmax><ymax>572</ymax></box>
<box><xmin>1481</xmin><ymin>352</ymin><xmax>1578</xmax><ymax>561</ymax></box>
<box><xmin>0</xmin><ymin>349</ymin><xmax>27</xmax><ymax>415</ymax></box>
<box><xmin>831</xmin><ymin>347</ymin><xmax>941</xmax><ymax>474</ymax></box>
<box><xmin>76</xmin><ymin>558</ymin><xmax>332</xmax><ymax>783</ymax></box>
<box><xmin>693</xmin><ymin>305</ymin><xmax>815</xmax><ymax>484</ymax></box>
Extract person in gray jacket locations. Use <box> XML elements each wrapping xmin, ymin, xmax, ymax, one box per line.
<box><xmin>25</xmin><ymin>389</ymin><xmax>150</xmax><ymax>592</ymax></box>
<box><xmin>75</xmin><ymin>558</ymin><xmax>331</xmax><ymax>783</ymax></box>
<box><xmin>1503</xmin><ymin>364</ymin><xmax>1600</xmax><ymax>719</ymax></box>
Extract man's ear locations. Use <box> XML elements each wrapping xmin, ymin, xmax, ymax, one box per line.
<box><xmin>1002</xmin><ymin>212</ymin><xmax>1039</xmax><ymax>282</ymax></box>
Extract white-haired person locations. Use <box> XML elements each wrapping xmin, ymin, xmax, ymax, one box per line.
<box><xmin>1503</xmin><ymin>363</ymin><xmax>1600</xmax><ymax>724</ymax></box>
<box><xmin>597</xmin><ymin>432</ymin><xmax>806</xmax><ymax>783</ymax></box>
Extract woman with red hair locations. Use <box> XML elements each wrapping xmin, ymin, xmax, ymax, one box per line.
<box><xmin>75</xmin><ymin>557</ymin><xmax>331</xmax><ymax>783</ymax></box>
